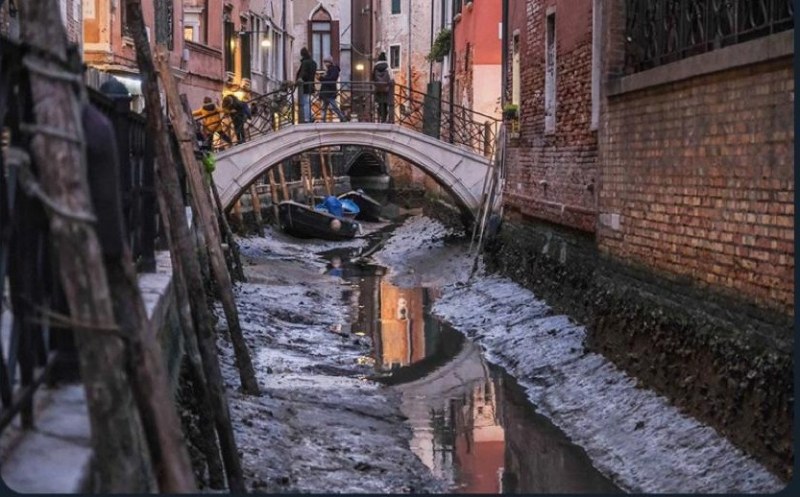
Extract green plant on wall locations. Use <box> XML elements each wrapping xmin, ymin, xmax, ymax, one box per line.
<box><xmin>427</xmin><ymin>28</ymin><xmax>452</xmax><ymax>62</ymax></box>
<box><xmin>503</xmin><ymin>103</ymin><xmax>519</xmax><ymax>120</ymax></box>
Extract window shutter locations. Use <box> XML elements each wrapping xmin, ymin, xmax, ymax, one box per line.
<box><xmin>224</xmin><ymin>21</ymin><xmax>235</xmax><ymax>73</ymax></box>
<box><xmin>241</xmin><ymin>34</ymin><xmax>251</xmax><ymax>79</ymax></box>
<box><xmin>307</xmin><ymin>20</ymin><xmax>313</xmax><ymax>55</ymax></box>
<box><xmin>331</xmin><ymin>21</ymin><xmax>340</xmax><ymax>63</ymax></box>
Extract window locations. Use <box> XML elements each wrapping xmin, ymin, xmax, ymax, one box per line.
<box><xmin>544</xmin><ymin>12</ymin><xmax>556</xmax><ymax>133</ymax></box>
<box><xmin>184</xmin><ymin>5</ymin><xmax>206</xmax><ymax>44</ymax></box>
<box><xmin>311</xmin><ymin>22</ymin><xmax>331</xmax><ymax>68</ymax></box>
<box><xmin>389</xmin><ymin>45</ymin><xmax>400</xmax><ymax>69</ymax></box>
<box><xmin>309</xmin><ymin>7</ymin><xmax>336</xmax><ymax>68</ymax></box>
<box><xmin>392</xmin><ymin>0</ymin><xmax>401</xmax><ymax>15</ymax></box>
<box><xmin>184</xmin><ymin>26</ymin><xmax>194</xmax><ymax>41</ymax></box>
<box><xmin>155</xmin><ymin>0</ymin><xmax>174</xmax><ymax>49</ymax></box>
<box><xmin>122</xmin><ymin>0</ymin><xmax>135</xmax><ymax>37</ymax></box>
<box><xmin>224</xmin><ymin>19</ymin><xmax>235</xmax><ymax>74</ymax></box>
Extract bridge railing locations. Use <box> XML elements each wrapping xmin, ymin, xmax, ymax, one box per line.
<box><xmin>194</xmin><ymin>81</ymin><xmax>500</xmax><ymax>158</ymax></box>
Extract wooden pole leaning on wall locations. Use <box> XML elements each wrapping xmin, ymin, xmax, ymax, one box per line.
<box><xmin>126</xmin><ymin>1</ymin><xmax>246</xmax><ymax>491</ymax></box>
<box><xmin>16</xmin><ymin>2</ymin><xmax>202</xmax><ymax>492</ymax></box>
<box><xmin>211</xmin><ymin>180</ymin><xmax>246</xmax><ymax>282</ymax></box>
<box><xmin>17</xmin><ymin>3</ymin><xmax>156</xmax><ymax>491</ymax></box>
<box><xmin>153</xmin><ymin>47</ymin><xmax>260</xmax><ymax>396</ymax></box>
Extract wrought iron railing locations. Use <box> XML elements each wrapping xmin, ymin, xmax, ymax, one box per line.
<box><xmin>625</xmin><ymin>0</ymin><xmax>794</xmax><ymax>73</ymax></box>
<box><xmin>194</xmin><ymin>81</ymin><xmax>500</xmax><ymax>158</ymax></box>
<box><xmin>89</xmin><ymin>89</ymin><xmax>158</xmax><ymax>273</ymax></box>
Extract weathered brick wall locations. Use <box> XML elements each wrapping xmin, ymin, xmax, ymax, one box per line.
<box><xmin>503</xmin><ymin>0</ymin><xmax>597</xmax><ymax>233</ymax></box>
<box><xmin>598</xmin><ymin>57</ymin><xmax>794</xmax><ymax>315</ymax></box>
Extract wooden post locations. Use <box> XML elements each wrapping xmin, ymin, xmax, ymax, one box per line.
<box><xmin>159</xmin><ymin>212</ymin><xmax>225</xmax><ymax>489</ymax></box>
<box><xmin>231</xmin><ymin>198</ymin><xmax>243</xmax><ymax>229</ymax></box>
<box><xmin>277</xmin><ymin>163</ymin><xmax>290</xmax><ymax>200</ymax></box>
<box><xmin>211</xmin><ymin>180</ymin><xmax>246</xmax><ymax>282</ymax></box>
<box><xmin>320</xmin><ymin>150</ymin><xmax>333</xmax><ymax>196</ymax></box>
<box><xmin>17</xmin><ymin>2</ymin><xmax>154</xmax><ymax>492</ymax></box>
<box><xmin>267</xmin><ymin>169</ymin><xmax>280</xmax><ymax>221</ymax></box>
<box><xmin>250</xmin><ymin>184</ymin><xmax>264</xmax><ymax>233</ymax></box>
<box><xmin>154</xmin><ymin>49</ymin><xmax>259</xmax><ymax>396</ymax></box>
<box><xmin>126</xmin><ymin>2</ymin><xmax>246</xmax><ymax>491</ymax></box>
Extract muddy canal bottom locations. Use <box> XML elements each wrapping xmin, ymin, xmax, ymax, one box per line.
<box><xmin>322</xmin><ymin>249</ymin><xmax>621</xmax><ymax>494</ymax></box>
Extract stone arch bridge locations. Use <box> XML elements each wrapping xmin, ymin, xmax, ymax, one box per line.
<box><xmin>207</xmin><ymin>82</ymin><xmax>500</xmax><ymax>221</ymax></box>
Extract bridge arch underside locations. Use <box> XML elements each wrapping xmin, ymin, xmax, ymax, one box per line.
<box><xmin>215</xmin><ymin>126</ymin><xmax>490</xmax><ymax>223</ymax></box>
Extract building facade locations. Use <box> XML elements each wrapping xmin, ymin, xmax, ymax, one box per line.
<box><xmin>503</xmin><ymin>0</ymin><xmax>597</xmax><ymax>233</ymax></box>
<box><xmin>492</xmin><ymin>0</ymin><xmax>794</xmax><ymax>481</ymax></box>
<box><xmin>291</xmin><ymin>0</ymin><xmax>351</xmax><ymax>83</ymax></box>
<box><xmin>451</xmin><ymin>0</ymin><xmax>501</xmax><ymax>119</ymax></box>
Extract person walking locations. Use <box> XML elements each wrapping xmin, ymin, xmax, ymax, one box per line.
<box><xmin>222</xmin><ymin>94</ymin><xmax>251</xmax><ymax>143</ymax></box>
<box><xmin>295</xmin><ymin>47</ymin><xmax>317</xmax><ymax>123</ymax></box>
<box><xmin>192</xmin><ymin>96</ymin><xmax>232</xmax><ymax>148</ymax></box>
<box><xmin>319</xmin><ymin>55</ymin><xmax>348</xmax><ymax>122</ymax></box>
<box><xmin>372</xmin><ymin>52</ymin><xmax>394</xmax><ymax>123</ymax></box>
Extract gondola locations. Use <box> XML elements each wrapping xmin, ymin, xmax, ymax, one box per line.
<box><xmin>338</xmin><ymin>189</ymin><xmax>382</xmax><ymax>222</ymax></box>
<box><xmin>278</xmin><ymin>200</ymin><xmax>360</xmax><ymax>241</ymax></box>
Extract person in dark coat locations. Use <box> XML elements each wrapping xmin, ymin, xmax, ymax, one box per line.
<box><xmin>318</xmin><ymin>55</ymin><xmax>347</xmax><ymax>122</ymax></box>
<box><xmin>222</xmin><ymin>94</ymin><xmax>250</xmax><ymax>143</ymax></box>
<box><xmin>371</xmin><ymin>52</ymin><xmax>394</xmax><ymax>123</ymax></box>
<box><xmin>295</xmin><ymin>47</ymin><xmax>317</xmax><ymax>123</ymax></box>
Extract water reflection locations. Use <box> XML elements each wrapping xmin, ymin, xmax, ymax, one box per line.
<box><xmin>327</xmin><ymin>252</ymin><xmax>621</xmax><ymax>494</ymax></box>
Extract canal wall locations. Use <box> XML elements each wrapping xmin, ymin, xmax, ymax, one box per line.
<box><xmin>482</xmin><ymin>217</ymin><xmax>793</xmax><ymax>481</ymax></box>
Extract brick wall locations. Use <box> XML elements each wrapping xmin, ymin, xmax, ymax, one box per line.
<box><xmin>503</xmin><ymin>0</ymin><xmax>597</xmax><ymax>233</ymax></box>
<box><xmin>598</xmin><ymin>56</ymin><xmax>794</xmax><ymax>315</ymax></box>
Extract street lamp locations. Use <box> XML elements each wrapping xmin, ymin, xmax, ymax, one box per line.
<box><xmin>239</xmin><ymin>29</ymin><xmax>272</xmax><ymax>48</ymax></box>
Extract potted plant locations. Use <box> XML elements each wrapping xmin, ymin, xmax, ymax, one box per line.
<box><xmin>502</xmin><ymin>103</ymin><xmax>519</xmax><ymax>121</ymax></box>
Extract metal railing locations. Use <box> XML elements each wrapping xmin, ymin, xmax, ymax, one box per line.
<box><xmin>194</xmin><ymin>81</ymin><xmax>500</xmax><ymax>158</ymax></box>
<box><xmin>89</xmin><ymin>89</ymin><xmax>158</xmax><ymax>273</ymax></box>
<box><xmin>625</xmin><ymin>0</ymin><xmax>794</xmax><ymax>73</ymax></box>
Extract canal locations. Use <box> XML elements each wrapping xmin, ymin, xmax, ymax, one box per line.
<box><xmin>321</xmin><ymin>247</ymin><xmax>621</xmax><ymax>494</ymax></box>
<box><xmin>226</xmin><ymin>215</ymin><xmax>781</xmax><ymax>494</ymax></box>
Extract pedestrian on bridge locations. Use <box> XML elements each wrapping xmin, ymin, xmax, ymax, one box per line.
<box><xmin>296</xmin><ymin>47</ymin><xmax>317</xmax><ymax>123</ymax></box>
<box><xmin>372</xmin><ymin>52</ymin><xmax>394</xmax><ymax>123</ymax></box>
<box><xmin>193</xmin><ymin>96</ymin><xmax>232</xmax><ymax>148</ymax></box>
<box><xmin>222</xmin><ymin>94</ymin><xmax>251</xmax><ymax>143</ymax></box>
<box><xmin>319</xmin><ymin>55</ymin><xmax>348</xmax><ymax>122</ymax></box>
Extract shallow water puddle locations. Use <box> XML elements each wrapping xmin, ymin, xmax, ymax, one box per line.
<box><xmin>322</xmin><ymin>250</ymin><xmax>622</xmax><ymax>494</ymax></box>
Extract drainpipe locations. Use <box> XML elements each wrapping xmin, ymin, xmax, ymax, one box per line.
<box><xmin>447</xmin><ymin>9</ymin><xmax>455</xmax><ymax>143</ymax></box>
<box><xmin>428</xmin><ymin>0</ymin><xmax>435</xmax><ymax>83</ymax></box>
<box><xmin>282</xmin><ymin>0</ymin><xmax>287</xmax><ymax>81</ymax></box>
<box><xmin>501</xmin><ymin>0</ymin><xmax>508</xmax><ymax>108</ymax></box>
<box><xmin>408</xmin><ymin>0</ymin><xmax>413</xmax><ymax>91</ymax></box>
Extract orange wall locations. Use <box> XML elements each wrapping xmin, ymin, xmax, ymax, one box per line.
<box><xmin>454</xmin><ymin>1</ymin><xmax>501</xmax><ymax>65</ymax></box>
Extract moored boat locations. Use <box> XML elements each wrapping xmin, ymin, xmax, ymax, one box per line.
<box><xmin>338</xmin><ymin>189</ymin><xmax>382</xmax><ymax>222</ymax></box>
<box><xmin>278</xmin><ymin>200</ymin><xmax>359</xmax><ymax>240</ymax></box>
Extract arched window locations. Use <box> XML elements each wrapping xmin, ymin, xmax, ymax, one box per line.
<box><xmin>308</xmin><ymin>7</ymin><xmax>339</xmax><ymax>68</ymax></box>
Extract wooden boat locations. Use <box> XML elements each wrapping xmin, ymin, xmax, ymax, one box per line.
<box><xmin>278</xmin><ymin>200</ymin><xmax>359</xmax><ymax>240</ymax></box>
<box><xmin>338</xmin><ymin>190</ymin><xmax>382</xmax><ymax>222</ymax></box>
